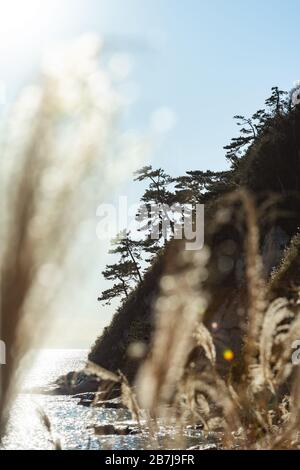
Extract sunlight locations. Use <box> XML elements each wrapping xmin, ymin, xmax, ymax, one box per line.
<box><xmin>0</xmin><ymin>0</ymin><xmax>58</xmax><ymax>48</ymax></box>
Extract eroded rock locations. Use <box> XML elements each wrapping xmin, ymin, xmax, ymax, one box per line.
<box><xmin>93</xmin><ymin>424</ymin><xmax>139</xmax><ymax>436</ymax></box>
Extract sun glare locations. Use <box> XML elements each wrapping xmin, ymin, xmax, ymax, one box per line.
<box><xmin>0</xmin><ymin>0</ymin><xmax>58</xmax><ymax>49</ymax></box>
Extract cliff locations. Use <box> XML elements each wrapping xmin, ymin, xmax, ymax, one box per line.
<box><xmin>89</xmin><ymin>103</ymin><xmax>300</xmax><ymax>388</ymax></box>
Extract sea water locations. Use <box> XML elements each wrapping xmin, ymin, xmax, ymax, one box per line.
<box><xmin>2</xmin><ymin>349</ymin><xmax>138</xmax><ymax>450</ymax></box>
<box><xmin>1</xmin><ymin>349</ymin><xmax>211</xmax><ymax>450</ymax></box>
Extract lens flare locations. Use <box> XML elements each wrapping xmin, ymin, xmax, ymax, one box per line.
<box><xmin>223</xmin><ymin>349</ymin><xmax>234</xmax><ymax>362</ymax></box>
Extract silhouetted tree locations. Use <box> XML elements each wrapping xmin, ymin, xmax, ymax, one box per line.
<box><xmin>98</xmin><ymin>261</ymin><xmax>136</xmax><ymax>305</ymax></box>
<box><xmin>134</xmin><ymin>166</ymin><xmax>176</xmax><ymax>257</ymax></box>
<box><xmin>265</xmin><ymin>86</ymin><xmax>288</xmax><ymax>116</ymax></box>
<box><xmin>174</xmin><ymin>170</ymin><xmax>230</xmax><ymax>204</ymax></box>
<box><xmin>224</xmin><ymin>114</ymin><xmax>258</xmax><ymax>166</ymax></box>
<box><xmin>109</xmin><ymin>231</ymin><xmax>143</xmax><ymax>283</ymax></box>
<box><xmin>99</xmin><ymin>86</ymin><xmax>294</xmax><ymax>307</ymax></box>
<box><xmin>224</xmin><ymin>87</ymin><xmax>288</xmax><ymax>167</ymax></box>
<box><xmin>98</xmin><ymin>231</ymin><xmax>142</xmax><ymax>305</ymax></box>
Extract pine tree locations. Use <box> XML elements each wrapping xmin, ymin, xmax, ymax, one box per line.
<box><xmin>265</xmin><ymin>86</ymin><xmax>288</xmax><ymax>117</ymax></box>
<box><xmin>134</xmin><ymin>166</ymin><xmax>176</xmax><ymax>257</ymax></box>
<box><xmin>98</xmin><ymin>231</ymin><xmax>142</xmax><ymax>305</ymax></box>
<box><xmin>224</xmin><ymin>87</ymin><xmax>288</xmax><ymax>168</ymax></box>
<box><xmin>98</xmin><ymin>261</ymin><xmax>137</xmax><ymax>305</ymax></box>
<box><xmin>174</xmin><ymin>170</ymin><xmax>230</xmax><ymax>204</ymax></box>
<box><xmin>98</xmin><ymin>86</ymin><xmax>292</xmax><ymax>306</ymax></box>
<box><xmin>224</xmin><ymin>115</ymin><xmax>257</xmax><ymax>166</ymax></box>
<box><xmin>251</xmin><ymin>109</ymin><xmax>269</xmax><ymax>134</ymax></box>
<box><xmin>109</xmin><ymin>231</ymin><xmax>143</xmax><ymax>283</ymax></box>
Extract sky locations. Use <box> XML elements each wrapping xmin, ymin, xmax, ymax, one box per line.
<box><xmin>1</xmin><ymin>0</ymin><xmax>299</xmax><ymax>347</ymax></box>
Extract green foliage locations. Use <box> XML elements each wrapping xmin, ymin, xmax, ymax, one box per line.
<box><xmin>265</xmin><ymin>86</ymin><xmax>288</xmax><ymax>115</ymax></box>
<box><xmin>174</xmin><ymin>170</ymin><xmax>230</xmax><ymax>203</ymax></box>
<box><xmin>224</xmin><ymin>87</ymin><xmax>289</xmax><ymax>168</ymax></box>
<box><xmin>99</xmin><ymin>86</ymin><xmax>299</xmax><ymax>307</ymax></box>
<box><xmin>134</xmin><ymin>166</ymin><xmax>174</xmax><ymax>201</ymax></box>
<box><xmin>92</xmin><ymin>84</ymin><xmax>300</xmax><ymax>422</ymax></box>
<box><xmin>135</xmin><ymin>165</ymin><xmax>177</xmax><ymax>256</ymax></box>
<box><xmin>98</xmin><ymin>230</ymin><xmax>143</xmax><ymax>305</ymax></box>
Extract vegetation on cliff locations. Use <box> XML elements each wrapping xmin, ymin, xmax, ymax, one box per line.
<box><xmin>89</xmin><ymin>85</ymin><xmax>300</xmax><ymax>448</ymax></box>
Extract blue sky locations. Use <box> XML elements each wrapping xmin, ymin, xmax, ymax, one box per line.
<box><xmin>1</xmin><ymin>0</ymin><xmax>299</xmax><ymax>346</ymax></box>
<box><xmin>2</xmin><ymin>0</ymin><xmax>300</xmax><ymax>176</ymax></box>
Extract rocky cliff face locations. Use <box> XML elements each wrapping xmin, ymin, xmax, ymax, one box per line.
<box><xmin>89</xmin><ymin>252</ymin><xmax>165</xmax><ymax>383</ymax></box>
<box><xmin>88</xmin><ymin>105</ymin><xmax>300</xmax><ymax>391</ymax></box>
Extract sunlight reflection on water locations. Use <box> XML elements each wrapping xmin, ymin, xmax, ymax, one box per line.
<box><xmin>2</xmin><ymin>350</ymin><xmax>211</xmax><ymax>450</ymax></box>
<box><xmin>2</xmin><ymin>350</ymin><xmax>159</xmax><ymax>450</ymax></box>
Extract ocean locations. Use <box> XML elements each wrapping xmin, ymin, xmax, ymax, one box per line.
<box><xmin>1</xmin><ymin>349</ymin><xmax>210</xmax><ymax>450</ymax></box>
<box><xmin>1</xmin><ymin>349</ymin><xmax>140</xmax><ymax>450</ymax></box>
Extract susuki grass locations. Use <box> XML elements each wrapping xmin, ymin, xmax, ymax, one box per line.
<box><xmin>127</xmin><ymin>190</ymin><xmax>300</xmax><ymax>450</ymax></box>
<box><xmin>89</xmin><ymin>188</ymin><xmax>300</xmax><ymax>449</ymax></box>
<box><xmin>1</xmin><ymin>33</ymin><xmax>300</xmax><ymax>451</ymax></box>
<box><xmin>87</xmin><ymin>95</ymin><xmax>300</xmax><ymax>450</ymax></box>
<box><xmin>0</xmin><ymin>35</ymin><xmax>141</xmax><ymax>440</ymax></box>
